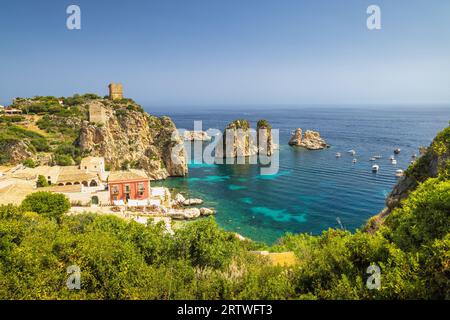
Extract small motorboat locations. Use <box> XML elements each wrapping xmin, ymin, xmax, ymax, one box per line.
<box><xmin>336</xmin><ymin>152</ymin><xmax>341</xmax><ymax>158</ymax></box>
<box><xmin>348</xmin><ymin>149</ymin><xmax>356</xmax><ymax>156</ymax></box>
<box><xmin>389</xmin><ymin>155</ymin><xmax>395</xmax><ymax>161</ymax></box>
<box><xmin>394</xmin><ymin>148</ymin><xmax>401</xmax><ymax>154</ymax></box>
<box><xmin>412</xmin><ymin>153</ymin><xmax>417</xmax><ymax>159</ymax></box>
<box><xmin>372</xmin><ymin>164</ymin><xmax>379</xmax><ymax>172</ymax></box>
<box><xmin>374</xmin><ymin>155</ymin><xmax>382</xmax><ymax>159</ymax></box>
<box><xmin>370</xmin><ymin>157</ymin><xmax>376</xmax><ymax>161</ymax></box>
<box><xmin>352</xmin><ymin>158</ymin><xmax>357</xmax><ymax>164</ymax></box>
<box><xmin>391</xmin><ymin>159</ymin><xmax>397</xmax><ymax>165</ymax></box>
<box><xmin>395</xmin><ymin>169</ymin><xmax>404</xmax><ymax>177</ymax></box>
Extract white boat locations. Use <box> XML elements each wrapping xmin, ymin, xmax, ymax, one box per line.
<box><xmin>372</xmin><ymin>164</ymin><xmax>379</xmax><ymax>172</ymax></box>
<box><xmin>352</xmin><ymin>158</ymin><xmax>357</xmax><ymax>163</ymax></box>
<box><xmin>370</xmin><ymin>157</ymin><xmax>376</xmax><ymax>161</ymax></box>
<box><xmin>389</xmin><ymin>155</ymin><xmax>395</xmax><ymax>161</ymax></box>
<box><xmin>394</xmin><ymin>148</ymin><xmax>401</xmax><ymax>154</ymax></box>
<box><xmin>391</xmin><ymin>159</ymin><xmax>397</xmax><ymax>165</ymax></box>
<box><xmin>374</xmin><ymin>155</ymin><xmax>382</xmax><ymax>159</ymax></box>
<box><xmin>412</xmin><ymin>153</ymin><xmax>417</xmax><ymax>159</ymax></box>
<box><xmin>336</xmin><ymin>152</ymin><xmax>341</xmax><ymax>158</ymax></box>
<box><xmin>395</xmin><ymin>169</ymin><xmax>404</xmax><ymax>177</ymax></box>
<box><xmin>348</xmin><ymin>149</ymin><xmax>356</xmax><ymax>156</ymax></box>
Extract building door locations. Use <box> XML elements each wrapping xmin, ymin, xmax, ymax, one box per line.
<box><xmin>91</xmin><ymin>196</ymin><xmax>99</xmax><ymax>205</ymax></box>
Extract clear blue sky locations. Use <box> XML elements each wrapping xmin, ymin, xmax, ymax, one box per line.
<box><xmin>1</xmin><ymin>0</ymin><xmax>449</xmax><ymax>107</ymax></box>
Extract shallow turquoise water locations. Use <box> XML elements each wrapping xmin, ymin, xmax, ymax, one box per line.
<box><xmin>152</xmin><ymin>106</ymin><xmax>450</xmax><ymax>243</ymax></box>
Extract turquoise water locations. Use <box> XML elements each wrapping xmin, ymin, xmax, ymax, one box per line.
<box><xmin>152</xmin><ymin>106</ymin><xmax>450</xmax><ymax>243</ymax></box>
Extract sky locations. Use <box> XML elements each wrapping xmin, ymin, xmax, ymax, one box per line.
<box><xmin>0</xmin><ymin>0</ymin><xmax>449</xmax><ymax>108</ymax></box>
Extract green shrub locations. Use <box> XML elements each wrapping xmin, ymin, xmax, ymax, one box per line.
<box><xmin>21</xmin><ymin>192</ymin><xmax>70</xmax><ymax>222</ymax></box>
<box><xmin>22</xmin><ymin>158</ymin><xmax>36</xmax><ymax>168</ymax></box>
<box><xmin>36</xmin><ymin>175</ymin><xmax>49</xmax><ymax>188</ymax></box>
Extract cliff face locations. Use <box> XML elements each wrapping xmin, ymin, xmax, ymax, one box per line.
<box><xmin>386</xmin><ymin>126</ymin><xmax>450</xmax><ymax>210</ymax></box>
<box><xmin>367</xmin><ymin>125</ymin><xmax>450</xmax><ymax>232</ymax></box>
<box><xmin>77</xmin><ymin>103</ymin><xmax>187</xmax><ymax>180</ymax></box>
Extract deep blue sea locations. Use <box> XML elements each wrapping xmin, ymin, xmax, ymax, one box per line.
<box><xmin>150</xmin><ymin>106</ymin><xmax>450</xmax><ymax>243</ymax></box>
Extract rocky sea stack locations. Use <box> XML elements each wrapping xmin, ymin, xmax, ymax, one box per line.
<box><xmin>288</xmin><ymin>128</ymin><xmax>327</xmax><ymax>150</ymax></box>
<box><xmin>216</xmin><ymin>119</ymin><xmax>274</xmax><ymax>158</ymax></box>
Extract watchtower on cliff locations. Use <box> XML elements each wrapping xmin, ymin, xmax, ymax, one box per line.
<box><xmin>108</xmin><ymin>83</ymin><xmax>123</xmax><ymax>100</ymax></box>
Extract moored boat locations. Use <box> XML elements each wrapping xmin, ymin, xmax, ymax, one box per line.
<box><xmin>372</xmin><ymin>164</ymin><xmax>379</xmax><ymax>172</ymax></box>
<box><xmin>394</xmin><ymin>148</ymin><xmax>401</xmax><ymax>154</ymax></box>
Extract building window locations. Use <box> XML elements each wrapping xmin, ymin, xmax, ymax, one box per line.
<box><xmin>138</xmin><ymin>182</ymin><xmax>145</xmax><ymax>196</ymax></box>
<box><xmin>112</xmin><ymin>185</ymin><xmax>119</xmax><ymax>194</ymax></box>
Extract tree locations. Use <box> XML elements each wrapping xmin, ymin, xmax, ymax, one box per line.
<box><xmin>36</xmin><ymin>175</ymin><xmax>49</xmax><ymax>188</ymax></box>
<box><xmin>21</xmin><ymin>192</ymin><xmax>70</xmax><ymax>222</ymax></box>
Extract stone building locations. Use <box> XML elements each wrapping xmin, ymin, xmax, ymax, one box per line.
<box><xmin>108</xmin><ymin>83</ymin><xmax>123</xmax><ymax>100</ymax></box>
<box><xmin>88</xmin><ymin>101</ymin><xmax>106</xmax><ymax>124</ymax></box>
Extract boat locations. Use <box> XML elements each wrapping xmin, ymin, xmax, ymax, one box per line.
<box><xmin>394</xmin><ymin>148</ymin><xmax>401</xmax><ymax>154</ymax></box>
<box><xmin>391</xmin><ymin>159</ymin><xmax>397</xmax><ymax>165</ymax></box>
<box><xmin>336</xmin><ymin>152</ymin><xmax>341</xmax><ymax>158</ymax></box>
<box><xmin>395</xmin><ymin>169</ymin><xmax>404</xmax><ymax>177</ymax></box>
<box><xmin>389</xmin><ymin>155</ymin><xmax>395</xmax><ymax>161</ymax></box>
<box><xmin>370</xmin><ymin>157</ymin><xmax>376</xmax><ymax>161</ymax></box>
<box><xmin>372</xmin><ymin>164</ymin><xmax>379</xmax><ymax>172</ymax></box>
<box><xmin>412</xmin><ymin>153</ymin><xmax>417</xmax><ymax>159</ymax></box>
<box><xmin>352</xmin><ymin>158</ymin><xmax>357</xmax><ymax>163</ymax></box>
<box><xmin>348</xmin><ymin>149</ymin><xmax>356</xmax><ymax>156</ymax></box>
<box><xmin>374</xmin><ymin>155</ymin><xmax>382</xmax><ymax>159</ymax></box>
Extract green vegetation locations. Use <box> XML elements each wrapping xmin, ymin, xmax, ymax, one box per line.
<box><xmin>36</xmin><ymin>175</ymin><xmax>49</xmax><ymax>188</ymax></box>
<box><xmin>0</xmin><ymin>165</ymin><xmax>448</xmax><ymax>299</ymax></box>
<box><xmin>22</xmin><ymin>158</ymin><xmax>37</xmax><ymax>168</ymax></box>
<box><xmin>257</xmin><ymin>119</ymin><xmax>272</xmax><ymax>129</ymax></box>
<box><xmin>20</xmin><ymin>192</ymin><xmax>70</xmax><ymax>222</ymax></box>
<box><xmin>54</xmin><ymin>154</ymin><xmax>73</xmax><ymax>166</ymax></box>
<box><xmin>227</xmin><ymin>119</ymin><xmax>250</xmax><ymax>130</ymax></box>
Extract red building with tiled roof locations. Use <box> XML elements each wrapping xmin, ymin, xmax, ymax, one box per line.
<box><xmin>108</xmin><ymin>169</ymin><xmax>150</xmax><ymax>203</ymax></box>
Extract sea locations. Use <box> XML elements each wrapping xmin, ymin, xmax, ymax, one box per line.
<box><xmin>150</xmin><ymin>105</ymin><xmax>450</xmax><ymax>244</ymax></box>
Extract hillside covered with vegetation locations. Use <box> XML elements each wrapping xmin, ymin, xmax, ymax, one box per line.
<box><xmin>0</xmin><ymin>125</ymin><xmax>448</xmax><ymax>299</ymax></box>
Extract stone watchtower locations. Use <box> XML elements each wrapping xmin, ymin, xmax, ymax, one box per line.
<box><xmin>108</xmin><ymin>83</ymin><xmax>123</xmax><ymax>100</ymax></box>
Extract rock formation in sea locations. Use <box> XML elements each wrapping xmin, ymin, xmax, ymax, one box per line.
<box><xmin>288</xmin><ymin>128</ymin><xmax>327</xmax><ymax>150</ymax></box>
<box><xmin>216</xmin><ymin>119</ymin><xmax>258</xmax><ymax>158</ymax></box>
<box><xmin>182</xmin><ymin>130</ymin><xmax>211</xmax><ymax>141</ymax></box>
<box><xmin>216</xmin><ymin>119</ymin><xmax>275</xmax><ymax>158</ymax></box>
<box><xmin>257</xmin><ymin>119</ymin><xmax>273</xmax><ymax>156</ymax></box>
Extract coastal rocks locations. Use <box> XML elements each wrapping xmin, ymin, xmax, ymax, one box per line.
<box><xmin>199</xmin><ymin>207</ymin><xmax>215</xmax><ymax>216</ymax></box>
<box><xmin>77</xmin><ymin>101</ymin><xmax>187</xmax><ymax>180</ymax></box>
<box><xmin>174</xmin><ymin>193</ymin><xmax>186</xmax><ymax>205</ymax></box>
<box><xmin>183</xmin><ymin>130</ymin><xmax>211</xmax><ymax>141</ymax></box>
<box><xmin>183</xmin><ymin>198</ymin><xmax>204</xmax><ymax>206</ymax></box>
<box><xmin>167</xmin><ymin>207</ymin><xmax>215</xmax><ymax>220</ymax></box>
<box><xmin>173</xmin><ymin>193</ymin><xmax>204</xmax><ymax>206</ymax></box>
<box><xmin>288</xmin><ymin>128</ymin><xmax>327</xmax><ymax>150</ymax></box>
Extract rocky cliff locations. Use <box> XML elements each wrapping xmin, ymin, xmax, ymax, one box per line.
<box><xmin>366</xmin><ymin>125</ymin><xmax>450</xmax><ymax>232</ymax></box>
<box><xmin>77</xmin><ymin>101</ymin><xmax>187</xmax><ymax>180</ymax></box>
<box><xmin>2</xmin><ymin>95</ymin><xmax>187</xmax><ymax>180</ymax></box>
